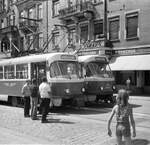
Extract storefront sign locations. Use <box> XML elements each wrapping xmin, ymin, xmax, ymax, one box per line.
<box><xmin>81</xmin><ymin>39</ymin><xmax>105</xmax><ymax>50</ymax></box>
<box><xmin>115</xmin><ymin>46</ymin><xmax>150</xmax><ymax>56</ymax></box>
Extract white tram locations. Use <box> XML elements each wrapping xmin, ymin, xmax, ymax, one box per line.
<box><xmin>0</xmin><ymin>53</ymin><xmax>85</xmax><ymax>106</ymax></box>
<box><xmin>78</xmin><ymin>55</ymin><xmax>116</xmax><ymax>103</ymax></box>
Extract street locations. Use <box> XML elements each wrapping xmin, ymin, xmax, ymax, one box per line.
<box><xmin>0</xmin><ymin>96</ymin><xmax>150</xmax><ymax>145</ymax></box>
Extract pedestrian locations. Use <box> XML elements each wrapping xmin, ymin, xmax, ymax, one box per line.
<box><xmin>21</xmin><ymin>79</ymin><xmax>31</xmax><ymax>117</ymax></box>
<box><xmin>39</xmin><ymin>77</ymin><xmax>51</xmax><ymax>123</ymax></box>
<box><xmin>30</xmin><ymin>78</ymin><xmax>39</xmax><ymax>120</ymax></box>
<box><xmin>126</xmin><ymin>77</ymin><xmax>131</xmax><ymax>90</ymax></box>
<box><xmin>107</xmin><ymin>89</ymin><xmax>136</xmax><ymax>145</ymax></box>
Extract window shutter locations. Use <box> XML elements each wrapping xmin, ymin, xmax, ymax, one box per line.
<box><xmin>126</xmin><ymin>15</ymin><xmax>138</xmax><ymax>38</ymax></box>
<box><xmin>109</xmin><ymin>18</ymin><xmax>119</xmax><ymax>41</ymax></box>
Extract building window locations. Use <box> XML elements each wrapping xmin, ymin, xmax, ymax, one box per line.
<box><xmin>144</xmin><ymin>71</ymin><xmax>150</xmax><ymax>86</ymax></box>
<box><xmin>68</xmin><ymin>0</ymin><xmax>76</xmax><ymax>7</ymax></box>
<box><xmin>8</xmin><ymin>14</ymin><xmax>15</xmax><ymax>26</ymax></box>
<box><xmin>39</xmin><ymin>33</ymin><xmax>43</xmax><ymax>49</ymax></box>
<box><xmin>4</xmin><ymin>65</ymin><xmax>15</xmax><ymax>79</ymax></box>
<box><xmin>28</xmin><ymin>35</ymin><xmax>33</xmax><ymax>50</ymax></box>
<box><xmin>37</xmin><ymin>4</ymin><xmax>43</xmax><ymax>19</ymax></box>
<box><xmin>80</xmin><ymin>25</ymin><xmax>88</xmax><ymax>42</ymax></box>
<box><xmin>1</xmin><ymin>19</ymin><xmax>4</xmax><ymax>28</ymax></box>
<box><xmin>126</xmin><ymin>12</ymin><xmax>139</xmax><ymax>40</ymax></box>
<box><xmin>28</xmin><ymin>7</ymin><xmax>35</xmax><ymax>25</ymax></box>
<box><xmin>94</xmin><ymin>21</ymin><xmax>103</xmax><ymax>40</ymax></box>
<box><xmin>52</xmin><ymin>32</ymin><xmax>59</xmax><ymax>49</ymax></box>
<box><xmin>0</xmin><ymin>0</ymin><xmax>5</xmax><ymax>12</ymax></box>
<box><xmin>92</xmin><ymin>0</ymin><xmax>102</xmax><ymax>4</ymax></box>
<box><xmin>52</xmin><ymin>0</ymin><xmax>60</xmax><ymax>17</ymax></box>
<box><xmin>16</xmin><ymin>64</ymin><xmax>28</xmax><ymax>79</ymax></box>
<box><xmin>109</xmin><ymin>16</ymin><xmax>120</xmax><ymax>41</ymax></box>
<box><xmin>69</xmin><ymin>29</ymin><xmax>76</xmax><ymax>45</ymax></box>
<box><xmin>0</xmin><ymin>66</ymin><xmax>3</xmax><ymax>79</ymax></box>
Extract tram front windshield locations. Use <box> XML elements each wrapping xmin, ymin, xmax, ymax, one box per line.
<box><xmin>86</xmin><ymin>62</ymin><xmax>112</xmax><ymax>78</ymax></box>
<box><xmin>50</xmin><ymin>61</ymin><xmax>79</xmax><ymax>79</ymax></box>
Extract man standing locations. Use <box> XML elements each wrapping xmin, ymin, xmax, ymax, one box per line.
<box><xmin>30</xmin><ymin>79</ymin><xmax>39</xmax><ymax>120</ymax></box>
<box><xmin>39</xmin><ymin>77</ymin><xmax>51</xmax><ymax>123</ymax></box>
<box><xmin>21</xmin><ymin>79</ymin><xmax>31</xmax><ymax>117</ymax></box>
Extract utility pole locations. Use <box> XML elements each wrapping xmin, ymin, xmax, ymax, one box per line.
<box><xmin>46</xmin><ymin>1</ymin><xmax>49</xmax><ymax>51</ymax></box>
<box><xmin>103</xmin><ymin>0</ymin><xmax>108</xmax><ymax>47</ymax></box>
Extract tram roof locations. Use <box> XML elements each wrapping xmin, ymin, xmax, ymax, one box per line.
<box><xmin>78</xmin><ymin>55</ymin><xmax>107</xmax><ymax>63</ymax></box>
<box><xmin>0</xmin><ymin>53</ymin><xmax>77</xmax><ymax>65</ymax></box>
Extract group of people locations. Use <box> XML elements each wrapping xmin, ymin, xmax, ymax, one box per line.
<box><xmin>21</xmin><ymin>77</ymin><xmax>51</xmax><ymax>123</ymax></box>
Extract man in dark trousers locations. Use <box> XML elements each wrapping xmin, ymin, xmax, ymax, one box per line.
<box><xmin>30</xmin><ymin>79</ymin><xmax>39</xmax><ymax>120</ymax></box>
<box><xmin>21</xmin><ymin>79</ymin><xmax>31</xmax><ymax>117</ymax></box>
<box><xmin>39</xmin><ymin>77</ymin><xmax>51</xmax><ymax>123</ymax></box>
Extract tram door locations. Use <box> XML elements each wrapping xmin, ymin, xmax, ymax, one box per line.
<box><xmin>31</xmin><ymin>62</ymin><xmax>46</xmax><ymax>85</ymax></box>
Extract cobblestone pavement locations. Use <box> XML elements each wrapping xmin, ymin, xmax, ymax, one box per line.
<box><xmin>0</xmin><ymin>96</ymin><xmax>150</xmax><ymax>145</ymax></box>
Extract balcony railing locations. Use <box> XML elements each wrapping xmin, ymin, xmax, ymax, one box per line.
<box><xmin>59</xmin><ymin>1</ymin><xmax>94</xmax><ymax>19</ymax></box>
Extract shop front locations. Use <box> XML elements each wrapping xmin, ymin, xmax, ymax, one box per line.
<box><xmin>110</xmin><ymin>54</ymin><xmax>150</xmax><ymax>94</ymax></box>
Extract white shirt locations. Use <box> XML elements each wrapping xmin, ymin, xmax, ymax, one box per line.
<box><xmin>39</xmin><ymin>82</ymin><xmax>51</xmax><ymax>98</ymax></box>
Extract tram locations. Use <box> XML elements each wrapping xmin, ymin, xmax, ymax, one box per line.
<box><xmin>0</xmin><ymin>53</ymin><xmax>85</xmax><ymax>107</ymax></box>
<box><xmin>78</xmin><ymin>54</ymin><xmax>116</xmax><ymax>103</ymax></box>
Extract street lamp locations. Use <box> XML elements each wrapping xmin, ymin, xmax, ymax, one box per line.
<box><xmin>103</xmin><ymin>0</ymin><xmax>108</xmax><ymax>47</ymax></box>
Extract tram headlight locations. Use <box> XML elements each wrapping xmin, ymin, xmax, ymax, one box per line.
<box><xmin>100</xmin><ymin>86</ymin><xmax>104</xmax><ymax>91</ymax></box>
<box><xmin>112</xmin><ymin>85</ymin><xmax>116</xmax><ymax>90</ymax></box>
<box><xmin>65</xmin><ymin>89</ymin><xmax>70</xmax><ymax>94</ymax></box>
<box><xmin>81</xmin><ymin>87</ymin><xmax>85</xmax><ymax>93</ymax></box>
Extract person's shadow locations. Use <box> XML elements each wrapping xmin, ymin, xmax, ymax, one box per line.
<box><xmin>132</xmin><ymin>139</ymin><xmax>150</xmax><ymax>145</ymax></box>
<box><xmin>122</xmin><ymin>139</ymin><xmax>149</xmax><ymax>145</ymax></box>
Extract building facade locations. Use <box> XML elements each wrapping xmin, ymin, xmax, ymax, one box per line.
<box><xmin>51</xmin><ymin>0</ymin><xmax>150</xmax><ymax>94</ymax></box>
<box><xmin>1</xmin><ymin>0</ymin><xmax>150</xmax><ymax>93</ymax></box>
<box><xmin>0</xmin><ymin>0</ymin><xmax>50</xmax><ymax>58</ymax></box>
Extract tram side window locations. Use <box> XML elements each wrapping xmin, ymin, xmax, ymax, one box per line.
<box><xmin>16</xmin><ymin>64</ymin><xmax>28</xmax><ymax>79</ymax></box>
<box><xmin>0</xmin><ymin>66</ymin><xmax>3</xmax><ymax>79</ymax></box>
<box><xmin>4</xmin><ymin>65</ymin><xmax>15</xmax><ymax>79</ymax></box>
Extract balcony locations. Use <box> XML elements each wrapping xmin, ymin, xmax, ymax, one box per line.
<box><xmin>19</xmin><ymin>19</ymin><xmax>38</xmax><ymax>34</ymax></box>
<box><xmin>0</xmin><ymin>26</ymin><xmax>18</xmax><ymax>34</ymax></box>
<box><xmin>59</xmin><ymin>1</ymin><xmax>95</xmax><ymax>20</ymax></box>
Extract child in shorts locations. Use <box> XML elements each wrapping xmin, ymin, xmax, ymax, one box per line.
<box><xmin>107</xmin><ymin>89</ymin><xmax>136</xmax><ymax>145</ymax></box>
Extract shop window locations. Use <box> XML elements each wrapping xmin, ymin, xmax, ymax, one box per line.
<box><xmin>94</xmin><ymin>21</ymin><xmax>103</xmax><ymax>40</ymax></box>
<box><xmin>109</xmin><ymin>16</ymin><xmax>120</xmax><ymax>41</ymax></box>
<box><xmin>52</xmin><ymin>0</ymin><xmax>60</xmax><ymax>17</ymax></box>
<box><xmin>4</xmin><ymin>65</ymin><xmax>15</xmax><ymax>79</ymax></box>
<box><xmin>0</xmin><ymin>66</ymin><xmax>3</xmax><ymax>79</ymax></box>
<box><xmin>115</xmin><ymin>71</ymin><xmax>136</xmax><ymax>85</ymax></box>
<box><xmin>16</xmin><ymin>64</ymin><xmax>28</xmax><ymax>79</ymax></box>
<box><xmin>144</xmin><ymin>71</ymin><xmax>150</xmax><ymax>86</ymax></box>
<box><xmin>126</xmin><ymin>12</ymin><xmax>139</xmax><ymax>40</ymax></box>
